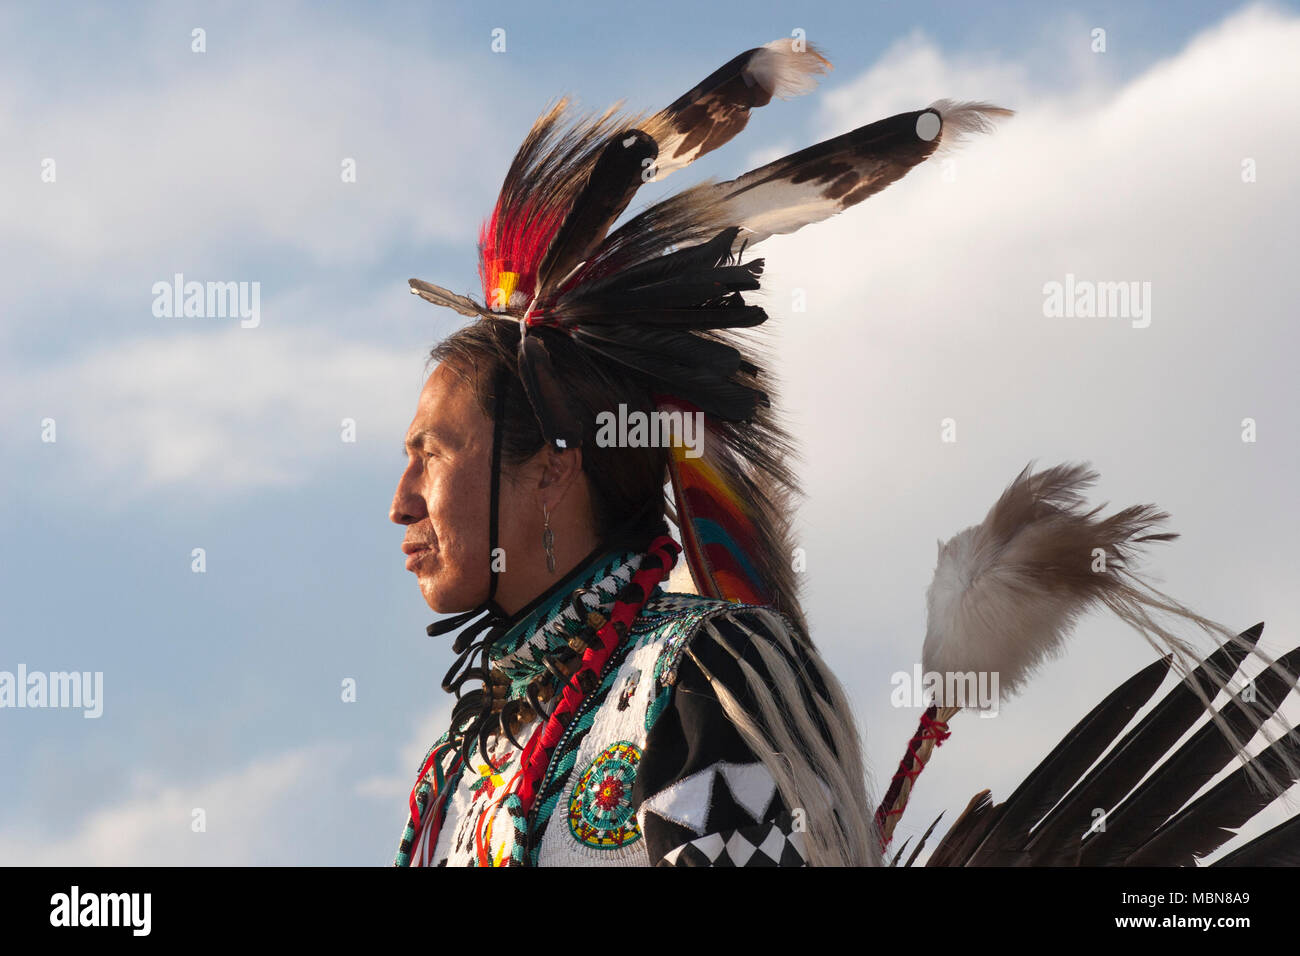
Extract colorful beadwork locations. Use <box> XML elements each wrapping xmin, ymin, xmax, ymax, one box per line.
<box><xmin>568</xmin><ymin>741</ymin><xmax>643</xmax><ymax>849</ymax></box>
<box><xmin>616</xmin><ymin>667</ymin><xmax>641</xmax><ymax>711</ymax></box>
<box><xmin>469</xmin><ymin>751</ymin><xmax>515</xmax><ymax>800</ymax></box>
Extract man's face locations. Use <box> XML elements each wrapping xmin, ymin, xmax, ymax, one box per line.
<box><xmin>390</xmin><ymin>363</ymin><xmax>495</xmax><ymax>613</ymax></box>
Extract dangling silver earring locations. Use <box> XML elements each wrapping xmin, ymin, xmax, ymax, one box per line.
<box><xmin>542</xmin><ymin>504</ymin><xmax>556</xmax><ymax>574</ymax></box>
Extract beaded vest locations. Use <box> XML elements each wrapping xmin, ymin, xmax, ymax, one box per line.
<box><xmin>394</xmin><ymin>547</ymin><xmax>756</xmax><ymax>867</ymax></box>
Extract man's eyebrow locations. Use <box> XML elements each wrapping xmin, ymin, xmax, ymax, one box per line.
<box><xmin>403</xmin><ymin>429</ymin><xmax>448</xmax><ymax>453</ymax></box>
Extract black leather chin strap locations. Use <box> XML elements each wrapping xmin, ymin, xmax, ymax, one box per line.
<box><xmin>484</xmin><ymin>365</ymin><xmax>507</xmax><ymax>607</ymax></box>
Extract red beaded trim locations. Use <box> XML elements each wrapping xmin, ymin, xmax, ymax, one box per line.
<box><xmin>513</xmin><ymin>535</ymin><xmax>680</xmax><ymax>815</ymax></box>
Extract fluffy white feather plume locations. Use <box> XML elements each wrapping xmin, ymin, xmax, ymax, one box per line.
<box><xmin>922</xmin><ymin>461</ymin><xmax>1186</xmax><ymax>701</ymax></box>
<box><xmin>917</xmin><ymin>459</ymin><xmax>1300</xmax><ymax>815</ymax></box>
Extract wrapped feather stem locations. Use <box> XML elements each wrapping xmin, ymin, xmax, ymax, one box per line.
<box><xmin>875</xmin><ymin>704</ymin><xmax>960</xmax><ymax>849</ymax></box>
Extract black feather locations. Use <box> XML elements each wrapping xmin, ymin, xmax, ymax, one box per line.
<box><xmin>966</xmin><ymin>654</ymin><xmax>1172</xmax><ymax>865</ymax></box>
<box><xmin>925</xmin><ymin>624</ymin><xmax>1300</xmax><ymax>868</ymax></box>
<box><xmin>904</xmin><ymin>812</ymin><xmax>945</xmax><ymax>867</ymax></box>
<box><xmin>558</xmin><ymin>226</ymin><xmax>749</xmax><ymax>306</ymax></box>
<box><xmin>562</xmin><ymin>302</ymin><xmax>768</xmax><ymax>331</ymax></box>
<box><xmin>924</xmin><ymin>790</ymin><xmax>999</xmax><ymax>867</ymax></box>
<box><xmin>517</xmin><ymin>328</ymin><xmax>585</xmax><ymax>449</ymax></box>
<box><xmin>573</xmin><ymin>324</ymin><xmax>744</xmax><ymax>374</ymax></box>
<box><xmin>534</xmin><ymin>129</ymin><xmax>658</xmax><ymax>299</ymax></box>
<box><xmin>1079</xmin><ymin>643</ymin><xmax>1300</xmax><ymax>865</ymax></box>
<box><xmin>887</xmin><ymin>836</ymin><xmax>911</xmax><ymax>867</ymax></box>
<box><xmin>571</xmin><ymin>328</ymin><xmax>763</xmax><ymax>421</ymax></box>
<box><xmin>1012</xmin><ymin>624</ymin><xmax>1266</xmax><ymax>863</ymax></box>
<box><xmin>1125</xmin><ymin>725</ymin><xmax>1300</xmax><ymax>865</ymax></box>
<box><xmin>1212</xmin><ymin>813</ymin><xmax>1300</xmax><ymax>866</ymax></box>
<box><xmin>557</xmin><ymin>264</ymin><xmax>763</xmax><ymax>319</ymax></box>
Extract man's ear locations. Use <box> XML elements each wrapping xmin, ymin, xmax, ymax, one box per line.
<box><xmin>537</xmin><ymin>446</ymin><xmax>584</xmax><ymax>501</ymax></box>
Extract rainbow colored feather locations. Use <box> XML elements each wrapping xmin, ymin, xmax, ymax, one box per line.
<box><xmin>660</xmin><ymin>397</ymin><xmax>777</xmax><ymax>610</ymax></box>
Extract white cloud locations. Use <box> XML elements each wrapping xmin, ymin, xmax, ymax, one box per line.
<box><xmin>0</xmin><ymin>707</ymin><xmax>455</xmax><ymax>865</ymax></box>
<box><xmin>0</xmin><ymin>322</ymin><xmax>425</xmax><ymax>497</ymax></box>
<box><xmin>747</xmin><ymin>3</ymin><xmax>1300</xmax><ymax>860</ymax></box>
<box><xmin>818</xmin><ymin>28</ymin><xmax>1036</xmax><ymax>132</ymax></box>
<box><xmin>0</xmin><ymin>744</ymin><xmax>344</xmax><ymax>865</ymax></box>
<box><xmin>355</xmin><ymin>700</ymin><xmax>453</xmax><ymax>801</ymax></box>
<box><xmin>0</xmin><ymin>15</ymin><xmax>501</xmax><ymax>268</ymax></box>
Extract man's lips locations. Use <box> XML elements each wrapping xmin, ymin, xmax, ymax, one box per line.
<box><xmin>403</xmin><ymin>542</ymin><xmax>433</xmax><ymax>572</ymax></box>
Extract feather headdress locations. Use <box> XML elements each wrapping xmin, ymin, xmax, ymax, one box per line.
<box><xmin>410</xmin><ymin>38</ymin><xmax>1011</xmax><ymax>622</ymax></box>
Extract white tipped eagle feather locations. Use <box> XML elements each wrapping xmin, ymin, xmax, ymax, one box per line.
<box><xmin>640</xmin><ymin>38</ymin><xmax>833</xmax><ymax>183</ymax></box>
<box><xmin>711</xmin><ymin>99</ymin><xmax>1013</xmax><ymax>251</ymax></box>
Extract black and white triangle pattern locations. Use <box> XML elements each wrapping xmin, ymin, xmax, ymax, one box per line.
<box><xmin>658</xmin><ymin>812</ymin><xmax>806</xmax><ymax>867</ymax></box>
<box><xmin>639</xmin><ymin>760</ymin><xmax>782</xmax><ymax>839</ymax></box>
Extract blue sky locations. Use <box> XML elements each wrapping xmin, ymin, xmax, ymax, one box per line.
<box><xmin>2</xmin><ymin>0</ymin><xmax>1297</xmax><ymax>864</ymax></box>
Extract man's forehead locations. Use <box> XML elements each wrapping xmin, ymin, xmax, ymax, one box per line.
<box><xmin>404</xmin><ymin>405</ymin><xmax>462</xmax><ymax>448</ymax></box>
<box><xmin>405</xmin><ymin>364</ymin><xmax>480</xmax><ymax>447</ymax></box>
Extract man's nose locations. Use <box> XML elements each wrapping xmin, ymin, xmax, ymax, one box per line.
<box><xmin>389</xmin><ymin>471</ymin><xmax>426</xmax><ymax>525</ymax></box>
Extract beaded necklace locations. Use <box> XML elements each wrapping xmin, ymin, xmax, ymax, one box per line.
<box><xmin>401</xmin><ymin>535</ymin><xmax>679</xmax><ymax>865</ymax></box>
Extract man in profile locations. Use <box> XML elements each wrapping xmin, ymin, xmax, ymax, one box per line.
<box><xmin>385</xmin><ymin>38</ymin><xmax>1000</xmax><ymax>866</ymax></box>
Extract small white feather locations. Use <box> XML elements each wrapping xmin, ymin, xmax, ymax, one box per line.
<box><xmin>749</xmin><ymin>38</ymin><xmax>833</xmax><ymax>99</ymax></box>
<box><xmin>927</xmin><ymin>99</ymin><xmax>1016</xmax><ymax>153</ymax></box>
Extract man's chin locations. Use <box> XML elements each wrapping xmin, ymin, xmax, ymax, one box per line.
<box><xmin>418</xmin><ymin>575</ymin><xmax>484</xmax><ymax>616</ymax></box>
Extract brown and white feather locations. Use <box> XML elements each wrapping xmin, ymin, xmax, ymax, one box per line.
<box><xmin>641</xmin><ymin>38</ymin><xmax>832</xmax><ymax>182</ymax></box>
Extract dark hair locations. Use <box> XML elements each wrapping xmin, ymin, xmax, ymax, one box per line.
<box><xmin>429</xmin><ymin>320</ymin><xmax>669</xmax><ymax>549</ymax></box>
